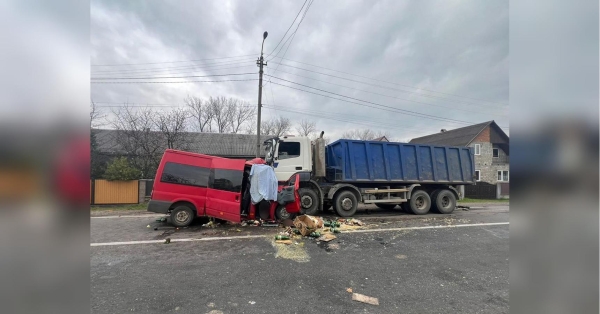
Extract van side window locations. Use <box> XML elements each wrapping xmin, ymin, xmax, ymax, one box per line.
<box><xmin>161</xmin><ymin>162</ymin><xmax>209</xmax><ymax>187</ymax></box>
<box><xmin>278</xmin><ymin>142</ymin><xmax>300</xmax><ymax>160</ymax></box>
<box><xmin>212</xmin><ymin>169</ymin><xmax>243</xmax><ymax>192</ymax></box>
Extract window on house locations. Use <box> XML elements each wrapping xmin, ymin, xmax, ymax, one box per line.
<box><xmin>278</xmin><ymin>142</ymin><xmax>301</xmax><ymax>160</ymax></box>
<box><xmin>497</xmin><ymin>170</ymin><xmax>509</xmax><ymax>182</ymax></box>
<box><xmin>492</xmin><ymin>148</ymin><xmax>499</xmax><ymax>158</ymax></box>
<box><xmin>475</xmin><ymin>170</ymin><xmax>480</xmax><ymax>181</ymax></box>
<box><xmin>474</xmin><ymin>144</ymin><xmax>481</xmax><ymax>155</ymax></box>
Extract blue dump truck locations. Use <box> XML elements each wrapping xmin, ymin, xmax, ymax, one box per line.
<box><xmin>265</xmin><ymin>133</ymin><xmax>476</xmax><ymax>217</ymax></box>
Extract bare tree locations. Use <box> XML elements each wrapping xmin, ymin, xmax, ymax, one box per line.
<box><xmin>230</xmin><ymin>100</ymin><xmax>256</xmax><ymax>134</ymax></box>
<box><xmin>244</xmin><ymin>116</ymin><xmax>257</xmax><ymax>134</ymax></box>
<box><xmin>208</xmin><ymin>96</ymin><xmax>235</xmax><ymax>133</ymax></box>
<box><xmin>154</xmin><ymin>108</ymin><xmax>190</xmax><ymax>149</ymax></box>
<box><xmin>340</xmin><ymin>128</ymin><xmax>391</xmax><ymax>141</ymax></box>
<box><xmin>110</xmin><ymin>105</ymin><xmax>163</xmax><ymax>178</ymax></box>
<box><xmin>90</xmin><ymin>100</ymin><xmax>106</xmax><ymax>128</ymax></box>
<box><xmin>295</xmin><ymin>119</ymin><xmax>317</xmax><ymax>138</ymax></box>
<box><xmin>186</xmin><ymin>96</ymin><xmax>213</xmax><ymax>132</ymax></box>
<box><xmin>260</xmin><ymin>116</ymin><xmax>292</xmax><ymax>137</ymax></box>
<box><xmin>260</xmin><ymin>119</ymin><xmax>276</xmax><ymax>136</ymax></box>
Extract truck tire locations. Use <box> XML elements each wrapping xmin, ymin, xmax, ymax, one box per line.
<box><xmin>170</xmin><ymin>205</ymin><xmax>194</xmax><ymax>227</ymax></box>
<box><xmin>434</xmin><ymin>189</ymin><xmax>456</xmax><ymax>214</ymax></box>
<box><xmin>375</xmin><ymin>204</ymin><xmax>397</xmax><ymax>210</ymax></box>
<box><xmin>408</xmin><ymin>190</ymin><xmax>431</xmax><ymax>215</ymax></box>
<box><xmin>298</xmin><ymin>188</ymin><xmax>319</xmax><ymax>215</ymax></box>
<box><xmin>334</xmin><ymin>190</ymin><xmax>358</xmax><ymax>217</ymax></box>
<box><xmin>275</xmin><ymin>205</ymin><xmax>294</xmax><ymax>220</ymax></box>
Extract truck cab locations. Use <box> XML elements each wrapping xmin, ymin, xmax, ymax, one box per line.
<box><xmin>268</xmin><ymin>136</ymin><xmax>313</xmax><ymax>182</ymax></box>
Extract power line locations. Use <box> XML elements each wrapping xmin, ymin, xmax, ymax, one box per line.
<box><xmin>91</xmin><ymin>72</ymin><xmax>255</xmax><ymax>80</ymax></box>
<box><xmin>91</xmin><ymin>58</ymin><xmax>256</xmax><ymax>75</ymax></box>
<box><xmin>91</xmin><ymin>79</ymin><xmax>258</xmax><ymax>84</ymax></box>
<box><xmin>266</xmin><ymin>69</ymin><xmax>507</xmax><ymax>116</ymax></box>
<box><xmin>91</xmin><ymin>53</ymin><xmax>256</xmax><ymax>67</ymax></box>
<box><xmin>92</xmin><ymin>64</ymin><xmax>257</xmax><ymax>79</ymax></box>
<box><xmin>263</xmin><ymin>105</ymin><xmax>422</xmax><ymax>133</ymax></box>
<box><xmin>265</xmin><ymin>75</ymin><xmax>475</xmax><ymax>125</ymax></box>
<box><xmin>271</xmin><ymin>56</ymin><xmax>508</xmax><ymax>106</ymax></box>
<box><xmin>265</xmin><ymin>0</ymin><xmax>309</xmax><ymax>59</ymax></box>
<box><xmin>268</xmin><ymin>61</ymin><xmax>503</xmax><ymax>109</ymax></box>
<box><xmin>268</xmin><ymin>0</ymin><xmax>314</xmax><ymax>63</ymax></box>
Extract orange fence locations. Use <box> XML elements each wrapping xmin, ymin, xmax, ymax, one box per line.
<box><xmin>91</xmin><ymin>180</ymin><xmax>139</xmax><ymax>205</ymax></box>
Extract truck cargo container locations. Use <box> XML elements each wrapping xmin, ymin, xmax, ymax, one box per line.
<box><xmin>265</xmin><ymin>134</ymin><xmax>475</xmax><ymax>217</ymax></box>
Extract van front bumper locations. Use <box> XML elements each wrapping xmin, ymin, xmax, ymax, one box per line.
<box><xmin>148</xmin><ymin>200</ymin><xmax>171</xmax><ymax>214</ymax></box>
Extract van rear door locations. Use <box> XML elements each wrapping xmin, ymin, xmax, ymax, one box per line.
<box><xmin>153</xmin><ymin>152</ymin><xmax>211</xmax><ymax>216</ymax></box>
<box><xmin>205</xmin><ymin>158</ymin><xmax>246</xmax><ymax>222</ymax></box>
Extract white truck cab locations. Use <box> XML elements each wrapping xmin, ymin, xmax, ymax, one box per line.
<box><xmin>269</xmin><ymin>136</ymin><xmax>313</xmax><ymax>182</ymax></box>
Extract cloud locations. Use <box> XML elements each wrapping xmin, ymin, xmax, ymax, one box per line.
<box><xmin>91</xmin><ymin>0</ymin><xmax>508</xmax><ymax>140</ymax></box>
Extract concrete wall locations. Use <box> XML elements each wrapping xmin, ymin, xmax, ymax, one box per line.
<box><xmin>138</xmin><ymin>180</ymin><xmax>146</xmax><ymax>203</ymax></box>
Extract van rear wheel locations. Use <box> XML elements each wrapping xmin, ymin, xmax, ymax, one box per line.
<box><xmin>170</xmin><ymin>205</ymin><xmax>194</xmax><ymax>227</ymax></box>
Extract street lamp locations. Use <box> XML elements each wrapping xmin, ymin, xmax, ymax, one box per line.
<box><xmin>256</xmin><ymin>31</ymin><xmax>268</xmax><ymax>157</ymax></box>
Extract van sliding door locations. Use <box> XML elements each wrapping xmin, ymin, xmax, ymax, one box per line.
<box><xmin>205</xmin><ymin>158</ymin><xmax>246</xmax><ymax>222</ymax></box>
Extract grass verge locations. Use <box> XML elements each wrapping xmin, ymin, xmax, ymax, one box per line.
<box><xmin>91</xmin><ymin>201</ymin><xmax>149</xmax><ymax>211</ymax></box>
<box><xmin>459</xmin><ymin>198</ymin><xmax>509</xmax><ymax>203</ymax></box>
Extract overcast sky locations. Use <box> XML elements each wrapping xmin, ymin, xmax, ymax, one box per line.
<box><xmin>91</xmin><ymin>0</ymin><xmax>508</xmax><ymax>141</ymax></box>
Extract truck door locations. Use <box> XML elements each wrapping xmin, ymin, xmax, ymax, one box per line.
<box><xmin>205</xmin><ymin>158</ymin><xmax>246</xmax><ymax>223</ymax></box>
<box><xmin>273</xmin><ymin>138</ymin><xmax>310</xmax><ymax>182</ymax></box>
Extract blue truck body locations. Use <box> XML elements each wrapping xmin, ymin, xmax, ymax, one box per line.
<box><xmin>325</xmin><ymin>139</ymin><xmax>476</xmax><ymax>185</ymax></box>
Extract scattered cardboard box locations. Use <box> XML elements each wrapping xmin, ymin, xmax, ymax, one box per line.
<box><xmin>352</xmin><ymin>293</ymin><xmax>379</xmax><ymax>306</ymax></box>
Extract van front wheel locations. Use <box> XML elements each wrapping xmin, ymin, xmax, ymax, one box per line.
<box><xmin>170</xmin><ymin>205</ymin><xmax>194</xmax><ymax>227</ymax></box>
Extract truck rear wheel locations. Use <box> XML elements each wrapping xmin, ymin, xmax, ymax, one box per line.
<box><xmin>375</xmin><ymin>204</ymin><xmax>397</xmax><ymax>210</ymax></box>
<box><xmin>434</xmin><ymin>190</ymin><xmax>456</xmax><ymax>214</ymax></box>
<box><xmin>298</xmin><ymin>188</ymin><xmax>319</xmax><ymax>215</ymax></box>
<box><xmin>334</xmin><ymin>190</ymin><xmax>358</xmax><ymax>217</ymax></box>
<box><xmin>408</xmin><ymin>190</ymin><xmax>431</xmax><ymax>215</ymax></box>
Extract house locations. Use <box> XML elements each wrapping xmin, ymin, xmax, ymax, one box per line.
<box><xmin>409</xmin><ymin>121</ymin><xmax>509</xmax><ymax>185</ymax></box>
<box><xmin>372</xmin><ymin>136</ymin><xmax>390</xmax><ymax>142</ymax></box>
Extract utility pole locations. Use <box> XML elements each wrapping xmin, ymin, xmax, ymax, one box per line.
<box><xmin>256</xmin><ymin>31</ymin><xmax>268</xmax><ymax>157</ymax></box>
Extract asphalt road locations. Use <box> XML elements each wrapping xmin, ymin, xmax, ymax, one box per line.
<box><xmin>91</xmin><ymin>205</ymin><xmax>509</xmax><ymax>313</ymax></box>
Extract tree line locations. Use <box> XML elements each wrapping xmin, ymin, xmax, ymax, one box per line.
<box><xmin>90</xmin><ymin>97</ymin><xmax>390</xmax><ymax>180</ymax></box>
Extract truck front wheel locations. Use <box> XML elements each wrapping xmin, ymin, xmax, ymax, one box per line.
<box><xmin>298</xmin><ymin>188</ymin><xmax>319</xmax><ymax>215</ymax></box>
<box><xmin>434</xmin><ymin>190</ymin><xmax>456</xmax><ymax>214</ymax></box>
<box><xmin>334</xmin><ymin>190</ymin><xmax>358</xmax><ymax>217</ymax></box>
<box><xmin>408</xmin><ymin>190</ymin><xmax>431</xmax><ymax>215</ymax></box>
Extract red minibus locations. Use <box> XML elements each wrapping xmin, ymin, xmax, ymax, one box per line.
<box><xmin>148</xmin><ymin>149</ymin><xmax>301</xmax><ymax>227</ymax></box>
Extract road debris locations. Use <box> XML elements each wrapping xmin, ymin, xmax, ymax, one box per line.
<box><xmin>248</xmin><ymin>301</ymin><xmax>256</xmax><ymax>305</ymax></box>
<box><xmin>147</xmin><ymin>225</ymin><xmax>151</xmax><ymax>228</ymax></box>
<box><xmin>155</xmin><ymin>217</ymin><xmax>167</xmax><ymax>222</ymax></box>
<box><xmin>317</xmin><ymin>234</ymin><xmax>336</xmax><ymax>242</ymax></box>
<box><xmin>293</xmin><ymin>215</ymin><xmax>324</xmax><ymax>236</ymax></box>
<box><xmin>346</xmin><ymin>288</ymin><xmax>353</xmax><ymax>293</ymax></box>
<box><xmin>352</xmin><ymin>293</ymin><xmax>379</xmax><ymax>306</ymax></box>
<box><xmin>275</xmin><ymin>239</ymin><xmax>293</xmax><ymax>245</ymax></box>
<box><xmin>164</xmin><ymin>238</ymin><xmax>171</xmax><ymax>244</ymax></box>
